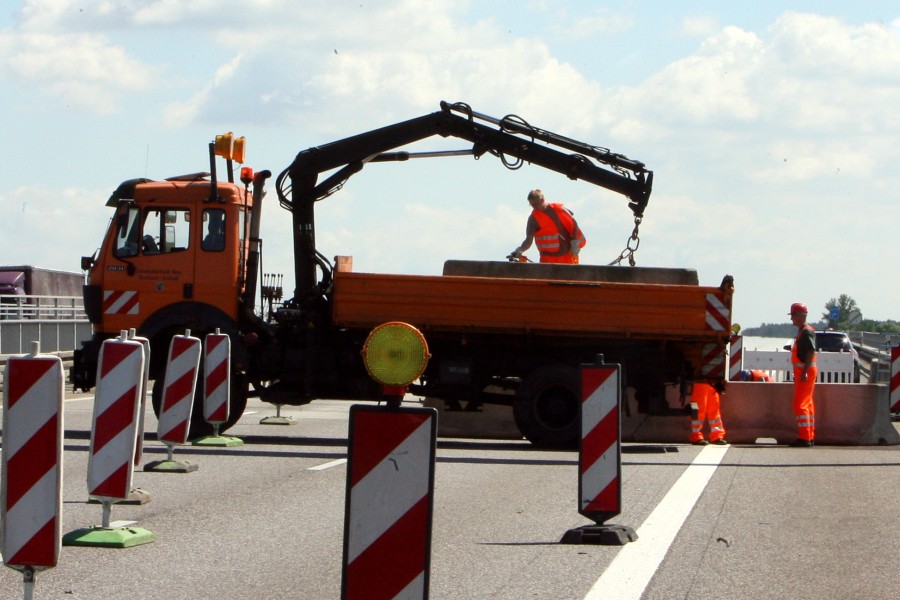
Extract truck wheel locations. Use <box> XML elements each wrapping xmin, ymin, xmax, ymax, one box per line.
<box><xmin>513</xmin><ymin>364</ymin><xmax>580</xmax><ymax>448</ymax></box>
<box><xmin>151</xmin><ymin>371</ymin><xmax>248</xmax><ymax>440</ymax></box>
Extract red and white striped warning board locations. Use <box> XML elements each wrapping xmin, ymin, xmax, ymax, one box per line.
<box><xmin>157</xmin><ymin>333</ymin><xmax>201</xmax><ymax>445</ymax></box>
<box><xmin>1</xmin><ymin>352</ymin><xmax>65</xmax><ymax>570</ymax></box>
<box><xmin>579</xmin><ymin>363</ymin><xmax>622</xmax><ymax>522</ymax></box>
<box><xmin>891</xmin><ymin>346</ymin><xmax>899</xmax><ymax>412</ymax></box>
<box><xmin>87</xmin><ymin>336</ymin><xmax>145</xmax><ymax>501</ymax></box>
<box><xmin>203</xmin><ymin>332</ymin><xmax>230</xmax><ymax>424</ymax></box>
<box><xmin>342</xmin><ymin>405</ymin><xmax>437</xmax><ymax>600</ymax></box>
<box><xmin>103</xmin><ymin>290</ymin><xmax>139</xmax><ymax>316</ymax></box>
<box><xmin>705</xmin><ymin>292</ymin><xmax>731</xmax><ymax>331</ymax></box>
<box><xmin>699</xmin><ymin>342</ymin><xmax>726</xmax><ymax>379</ymax></box>
<box><xmin>729</xmin><ymin>334</ymin><xmax>743</xmax><ymax>380</ymax></box>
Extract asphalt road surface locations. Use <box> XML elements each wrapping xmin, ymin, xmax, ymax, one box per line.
<box><xmin>1</xmin><ymin>392</ymin><xmax>898</xmax><ymax>599</ymax></box>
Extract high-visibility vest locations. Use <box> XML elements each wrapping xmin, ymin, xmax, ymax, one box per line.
<box><xmin>532</xmin><ymin>203</ymin><xmax>586</xmax><ymax>258</ymax></box>
<box><xmin>791</xmin><ymin>324</ymin><xmax>818</xmax><ymax>367</ymax></box>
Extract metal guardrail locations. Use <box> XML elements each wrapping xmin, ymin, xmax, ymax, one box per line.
<box><xmin>0</xmin><ymin>294</ymin><xmax>91</xmax><ymax>357</ymax></box>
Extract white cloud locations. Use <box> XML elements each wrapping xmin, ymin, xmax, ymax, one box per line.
<box><xmin>2</xmin><ymin>186</ymin><xmax>110</xmax><ymax>270</ymax></box>
<box><xmin>0</xmin><ymin>29</ymin><xmax>156</xmax><ymax>112</ymax></box>
<box><xmin>563</xmin><ymin>9</ymin><xmax>635</xmax><ymax>39</ymax></box>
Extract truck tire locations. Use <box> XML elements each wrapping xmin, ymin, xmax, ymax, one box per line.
<box><xmin>513</xmin><ymin>364</ymin><xmax>580</xmax><ymax>448</ymax></box>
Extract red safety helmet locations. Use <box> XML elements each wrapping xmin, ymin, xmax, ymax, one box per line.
<box><xmin>788</xmin><ymin>302</ymin><xmax>808</xmax><ymax>315</ymax></box>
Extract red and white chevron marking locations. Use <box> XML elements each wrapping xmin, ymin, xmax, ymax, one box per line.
<box><xmin>891</xmin><ymin>346</ymin><xmax>899</xmax><ymax>412</ymax></box>
<box><xmin>343</xmin><ymin>407</ymin><xmax>436</xmax><ymax>600</ymax></box>
<box><xmin>729</xmin><ymin>334</ymin><xmax>743</xmax><ymax>380</ymax></box>
<box><xmin>203</xmin><ymin>333</ymin><xmax>230</xmax><ymax>424</ymax></box>
<box><xmin>88</xmin><ymin>337</ymin><xmax>144</xmax><ymax>501</ymax></box>
<box><xmin>699</xmin><ymin>342</ymin><xmax>726</xmax><ymax>378</ymax></box>
<box><xmin>157</xmin><ymin>334</ymin><xmax>201</xmax><ymax>445</ymax></box>
<box><xmin>580</xmin><ymin>365</ymin><xmax>621</xmax><ymax>521</ymax></box>
<box><xmin>1</xmin><ymin>354</ymin><xmax>64</xmax><ymax>569</ymax></box>
<box><xmin>103</xmin><ymin>290</ymin><xmax>139</xmax><ymax>315</ymax></box>
<box><xmin>705</xmin><ymin>293</ymin><xmax>731</xmax><ymax>331</ymax></box>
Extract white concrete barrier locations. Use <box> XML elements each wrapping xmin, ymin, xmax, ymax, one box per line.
<box><xmin>742</xmin><ymin>351</ymin><xmax>855</xmax><ymax>383</ymax></box>
<box><xmin>625</xmin><ymin>382</ymin><xmax>899</xmax><ymax>446</ymax></box>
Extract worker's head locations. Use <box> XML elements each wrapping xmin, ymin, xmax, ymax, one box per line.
<box><xmin>788</xmin><ymin>302</ymin><xmax>808</xmax><ymax>325</ymax></box>
<box><xmin>527</xmin><ymin>189</ymin><xmax>546</xmax><ymax>209</ymax></box>
<box><xmin>738</xmin><ymin>369</ymin><xmax>752</xmax><ymax>381</ymax></box>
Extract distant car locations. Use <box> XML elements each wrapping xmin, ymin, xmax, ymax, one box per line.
<box><xmin>815</xmin><ymin>330</ymin><xmax>861</xmax><ymax>382</ymax></box>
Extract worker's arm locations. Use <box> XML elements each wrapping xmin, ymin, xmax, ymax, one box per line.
<box><xmin>798</xmin><ymin>330</ymin><xmax>816</xmax><ymax>381</ymax></box>
<box><xmin>510</xmin><ymin>215</ymin><xmax>538</xmax><ymax>257</ymax></box>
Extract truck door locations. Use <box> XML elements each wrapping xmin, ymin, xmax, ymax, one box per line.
<box><xmin>103</xmin><ymin>204</ymin><xmax>195</xmax><ymax>333</ymax></box>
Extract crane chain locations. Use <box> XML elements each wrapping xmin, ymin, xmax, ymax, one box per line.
<box><xmin>608</xmin><ymin>216</ymin><xmax>642</xmax><ymax>267</ymax></box>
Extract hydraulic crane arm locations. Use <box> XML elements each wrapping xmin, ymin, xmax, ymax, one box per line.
<box><xmin>275</xmin><ymin>100</ymin><xmax>653</xmax><ymax>304</ymax></box>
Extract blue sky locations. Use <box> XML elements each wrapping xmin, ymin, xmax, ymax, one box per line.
<box><xmin>2</xmin><ymin>1</ymin><xmax>898</xmax><ymax>328</ymax></box>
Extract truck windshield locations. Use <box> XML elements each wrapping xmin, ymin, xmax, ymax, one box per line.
<box><xmin>114</xmin><ymin>206</ymin><xmax>141</xmax><ymax>258</ymax></box>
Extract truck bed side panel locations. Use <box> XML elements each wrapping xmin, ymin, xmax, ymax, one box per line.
<box><xmin>332</xmin><ymin>272</ymin><xmax>728</xmax><ymax>341</ymax></box>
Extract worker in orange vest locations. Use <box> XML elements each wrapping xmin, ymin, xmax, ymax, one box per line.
<box><xmin>510</xmin><ymin>189</ymin><xmax>586</xmax><ymax>263</ymax></box>
<box><xmin>789</xmin><ymin>302</ymin><xmax>817</xmax><ymax>447</ymax></box>
<box><xmin>689</xmin><ymin>382</ymin><xmax>728</xmax><ymax>446</ymax></box>
<box><xmin>737</xmin><ymin>369</ymin><xmax>772</xmax><ymax>382</ymax></box>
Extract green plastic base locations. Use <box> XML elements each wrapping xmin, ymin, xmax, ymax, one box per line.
<box><xmin>62</xmin><ymin>526</ymin><xmax>155</xmax><ymax>548</ymax></box>
<box><xmin>259</xmin><ymin>416</ymin><xmax>297</xmax><ymax>425</ymax></box>
<box><xmin>143</xmin><ymin>459</ymin><xmax>199</xmax><ymax>473</ymax></box>
<box><xmin>192</xmin><ymin>435</ymin><xmax>244</xmax><ymax>447</ymax></box>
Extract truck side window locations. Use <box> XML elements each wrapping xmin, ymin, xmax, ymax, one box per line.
<box><xmin>114</xmin><ymin>207</ymin><xmax>141</xmax><ymax>258</ymax></box>
<box><xmin>143</xmin><ymin>209</ymin><xmax>191</xmax><ymax>254</ymax></box>
<box><xmin>202</xmin><ymin>209</ymin><xmax>226</xmax><ymax>252</ymax></box>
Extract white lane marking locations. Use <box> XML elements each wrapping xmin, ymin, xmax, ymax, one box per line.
<box><xmin>584</xmin><ymin>444</ymin><xmax>728</xmax><ymax>600</ymax></box>
<box><xmin>307</xmin><ymin>458</ymin><xmax>347</xmax><ymax>471</ymax></box>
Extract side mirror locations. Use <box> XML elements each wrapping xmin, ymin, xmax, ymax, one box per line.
<box><xmin>783</xmin><ymin>344</ymin><xmax>791</xmax><ymax>351</ymax></box>
<box><xmin>81</xmin><ymin>256</ymin><xmax>94</xmax><ymax>271</ymax></box>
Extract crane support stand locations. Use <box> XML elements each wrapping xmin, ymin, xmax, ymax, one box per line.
<box><xmin>64</xmin><ymin>333</ymin><xmax>155</xmax><ymax>548</ymax></box>
<box><xmin>259</xmin><ymin>404</ymin><xmax>298</xmax><ymax>425</ymax></box>
<box><xmin>193</xmin><ymin>331</ymin><xmax>243</xmax><ymax>447</ymax></box>
<box><xmin>1</xmin><ymin>342</ymin><xmax>65</xmax><ymax>597</ymax></box>
<box><xmin>560</xmin><ymin>356</ymin><xmax>637</xmax><ymax>546</ymax></box>
<box><xmin>341</xmin><ymin>404</ymin><xmax>437</xmax><ymax>600</ymax></box>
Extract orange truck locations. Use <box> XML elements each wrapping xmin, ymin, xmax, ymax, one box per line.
<box><xmin>73</xmin><ymin>101</ymin><xmax>733</xmax><ymax>446</ymax></box>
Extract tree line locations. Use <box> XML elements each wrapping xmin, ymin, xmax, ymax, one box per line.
<box><xmin>744</xmin><ymin>293</ymin><xmax>900</xmax><ymax>336</ymax></box>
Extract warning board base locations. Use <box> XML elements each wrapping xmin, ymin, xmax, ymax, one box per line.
<box><xmin>62</xmin><ymin>526</ymin><xmax>155</xmax><ymax>548</ymax></box>
<box><xmin>192</xmin><ymin>435</ymin><xmax>244</xmax><ymax>447</ymax></box>
<box><xmin>89</xmin><ymin>488</ymin><xmax>152</xmax><ymax>505</ymax></box>
<box><xmin>560</xmin><ymin>524</ymin><xmax>637</xmax><ymax>546</ymax></box>
<box><xmin>143</xmin><ymin>459</ymin><xmax>199</xmax><ymax>473</ymax></box>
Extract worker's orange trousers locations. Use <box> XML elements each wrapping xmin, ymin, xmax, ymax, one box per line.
<box><xmin>689</xmin><ymin>383</ymin><xmax>726</xmax><ymax>443</ymax></box>
<box><xmin>792</xmin><ymin>366</ymin><xmax>817</xmax><ymax>441</ymax></box>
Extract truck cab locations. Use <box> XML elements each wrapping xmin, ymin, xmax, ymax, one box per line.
<box><xmin>78</xmin><ymin>175</ymin><xmax>255</xmax><ymax>422</ymax></box>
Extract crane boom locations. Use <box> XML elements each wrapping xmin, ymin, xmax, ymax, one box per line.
<box><xmin>275</xmin><ymin>100</ymin><xmax>653</xmax><ymax>305</ymax></box>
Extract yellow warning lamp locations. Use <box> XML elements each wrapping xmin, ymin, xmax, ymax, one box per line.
<box><xmin>232</xmin><ymin>136</ymin><xmax>246</xmax><ymax>163</ymax></box>
<box><xmin>361</xmin><ymin>322</ymin><xmax>430</xmax><ymax>399</ymax></box>
<box><xmin>214</xmin><ymin>132</ymin><xmax>234</xmax><ymax>158</ymax></box>
<box><xmin>240</xmin><ymin>167</ymin><xmax>254</xmax><ymax>186</ymax></box>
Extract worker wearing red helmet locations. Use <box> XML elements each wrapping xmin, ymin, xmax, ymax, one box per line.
<box><xmin>689</xmin><ymin>382</ymin><xmax>728</xmax><ymax>446</ymax></box>
<box><xmin>510</xmin><ymin>189</ymin><xmax>586</xmax><ymax>264</ymax></box>
<box><xmin>789</xmin><ymin>302</ymin><xmax>817</xmax><ymax>447</ymax></box>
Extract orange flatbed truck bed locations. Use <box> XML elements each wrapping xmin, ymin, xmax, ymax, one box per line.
<box><xmin>333</xmin><ymin>260</ymin><xmax>731</xmax><ymax>344</ymax></box>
